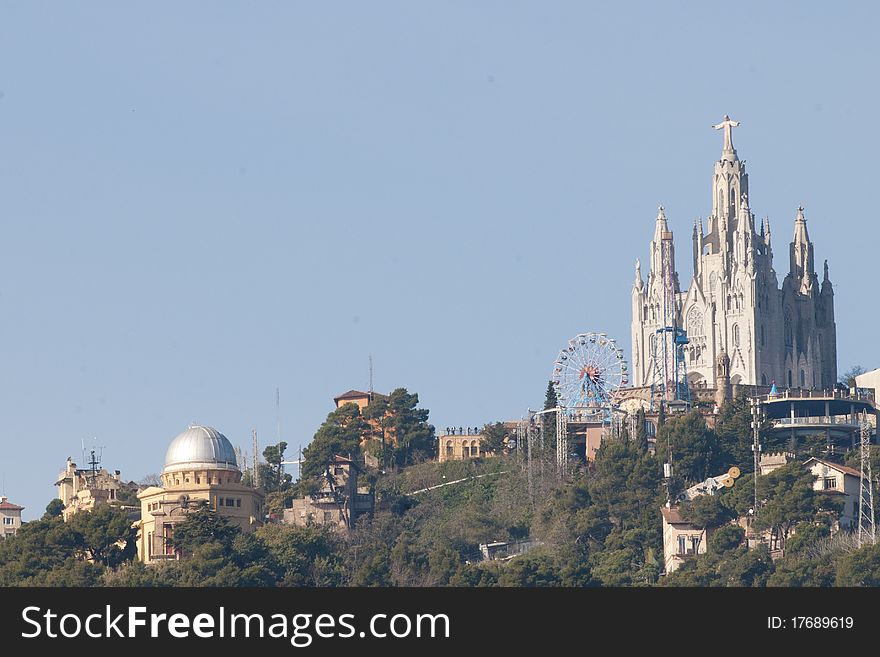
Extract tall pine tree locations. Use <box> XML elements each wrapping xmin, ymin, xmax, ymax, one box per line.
<box><xmin>542</xmin><ymin>381</ymin><xmax>558</xmax><ymax>450</ymax></box>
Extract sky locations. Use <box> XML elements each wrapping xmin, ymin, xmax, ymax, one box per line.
<box><xmin>1</xmin><ymin>1</ymin><xmax>878</xmax><ymax>518</ymax></box>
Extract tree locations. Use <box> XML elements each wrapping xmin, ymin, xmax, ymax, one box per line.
<box><xmin>747</xmin><ymin>463</ymin><xmax>840</xmax><ymax>552</ymax></box>
<box><xmin>654</xmin><ymin>412</ymin><xmax>727</xmax><ymax>496</ymax></box>
<box><xmin>839</xmin><ymin>365</ymin><xmax>866</xmax><ymax>389</ymax></box>
<box><xmin>479</xmin><ymin>422</ymin><xmax>508</xmax><ymax>455</ymax></box>
<box><xmin>680</xmin><ymin>494</ymin><xmax>734</xmax><ymax>529</ymax></box>
<box><xmin>634</xmin><ymin>407</ymin><xmax>649</xmax><ymax>451</ymax></box>
<box><xmin>67</xmin><ymin>505</ymin><xmax>138</xmax><ymax>567</ymax></box>
<box><xmin>302</xmin><ymin>403</ymin><xmax>368</xmax><ymax>481</ymax></box>
<box><xmin>542</xmin><ymin>381</ymin><xmax>558</xmax><ymax>451</ymax></box>
<box><xmin>43</xmin><ymin>498</ymin><xmax>65</xmax><ymax>519</ymax></box>
<box><xmin>714</xmin><ymin>392</ymin><xmax>760</xmax><ymax>468</ymax></box>
<box><xmin>835</xmin><ymin>543</ymin><xmax>880</xmax><ymax>586</ymax></box>
<box><xmin>708</xmin><ymin>524</ymin><xmax>745</xmax><ymax>553</ymax></box>
<box><xmin>383</xmin><ymin>388</ymin><xmax>436</xmax><ymax>468</ymax></box>
<box><xmin>261</xmin><ymin>441</ymin><xmax>292</xmax><ymax>493</ymax></box>
<box><xmin>168</xmin><ymin>501</ymin><xmax>240</xmax><ymax>556</ymax></box>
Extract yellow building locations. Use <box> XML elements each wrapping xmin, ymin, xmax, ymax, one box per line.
<box><xmin>137</xmin><ymin>424</ymin><xmax>265</xmax><ymax>564</ymax></box>
<box><xmin>438</xmin><ymin>430</ymin><xmax>484</xmax><ymax>462</ymax></box>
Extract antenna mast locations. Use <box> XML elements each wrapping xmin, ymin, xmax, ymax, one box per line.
<box><xmin>369</xmin><ymin>355</ymin><xmax>374</xmax><ymax>401</ymax></box>
<box><xmin>252</xmin><ymin>428</ymin><xmax>260</xmax><ymax>488</ymax></box>
<box><xmin>276</xmin><ymin>387</ymin><xmax>281</xmax><ymax>445</ymax></box>
<box><xmin>858</xmin><ymin>412</ymin><xmax>876</xmax><ymax>548</ymax></box>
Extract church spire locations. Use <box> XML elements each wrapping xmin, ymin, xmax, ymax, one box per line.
<box><xmin>790</xmin><ymin>206</ymin><xmax>813</xmax><ymax>273</ymax></box>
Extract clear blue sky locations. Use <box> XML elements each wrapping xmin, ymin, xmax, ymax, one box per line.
<box><xmin>1</xmin><ymin>2</ymin><xmax>877</xmax><ymax>518</ymax></box>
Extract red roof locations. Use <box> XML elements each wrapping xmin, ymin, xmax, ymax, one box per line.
<box><xmin>333</xmin><ymin>389</ymin><xmax>387</xmax><ymax>403</ymax></box>
<box><xmin>660</xmin><ymin>506</ymin><xmax>688</xmax><ymax>524</ymax></box>
<box><xmin>804</xmin><ymin>457</ymin><xmax>862</xmax><ymax>479</ymax></box>
<box><xmin>0</xmin><ymin>501</ymin><xmax>24</xmax><ymax>511</ymax></box>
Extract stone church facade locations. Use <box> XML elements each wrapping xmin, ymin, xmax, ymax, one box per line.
<box><xmin>631</xmin><ymin>117</ymin><xmax>837</xmax><ymax>391</ymax></box>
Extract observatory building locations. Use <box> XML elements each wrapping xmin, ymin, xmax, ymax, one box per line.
<box><xmin>137</xmin><ymin>424</ymin><xmax>265</xmax><ymax>563</ymax></box>
<box><xmin>631</xmin><ymin>116</ymin><xmax>837</xmax><ymax>393</ymax></box>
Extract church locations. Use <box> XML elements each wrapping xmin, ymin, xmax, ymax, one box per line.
<box><xmin>631</xmin><ymin>117</ymin><xmax>837</xmax><ymax>393</ymax></box>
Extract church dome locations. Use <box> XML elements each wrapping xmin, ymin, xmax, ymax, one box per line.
<box><xmin>163</xmin><ymin>425</ymin><xmax>239</xmax><ymax>474</ymax></box>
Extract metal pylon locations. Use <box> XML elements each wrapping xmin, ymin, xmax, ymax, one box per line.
<box><xmin>556</xmin><ymin>405</ymin><xmax>568</xmax><ymax>477</ymax></box>
<box><xmin>858</xmin><ymin>413</ymin><xmax>876</xmax><ymax>548</ymax></box>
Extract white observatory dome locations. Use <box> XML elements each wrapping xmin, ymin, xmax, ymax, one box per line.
<box><xmin>162</xmin><ymin>425</ymin><xmax>239</xmax><ymax>474</ymax></box>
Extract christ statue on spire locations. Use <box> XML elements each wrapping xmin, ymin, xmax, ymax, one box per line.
<box><xmin>712</xmin><ymin>114</ymin><xmax>740</xmax><ymax>151</ymax></box>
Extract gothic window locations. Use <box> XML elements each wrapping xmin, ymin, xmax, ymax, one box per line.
<box><xmin>784</xmin><ymin>309</ymin><xmax>793</xmax><ymax>349</ymax></box>
<box><xmin>686</xmin><ymin>307</ymin><xmax>704</xmax><ymax>336</ymax></box>
<box><xmin>649</xmin><ymin>334</ymin><xmax>657</xmax><ymax>357</ymax></box>
<box><xmin>727</xmin><ymin>295</ymin><xmax>732</xmax><ymax>311</ymax></box>
<box><xmin>788</xmin><ymin>370</ymin><xmax>792</xmax><ymax>388</ymax></box>
<box><xmin>800</xmin><ymin>370</ymin><xmax>806</xmax><ymax>387</ymax></box>
<box><xmin>761</xmin><ymin>374</ymin><xmax>767</xmax><ymax>385</ymax></box>
<box><xmin>761</xmin><ymin>325</ymin><xmax>765</xmax><ymax>347</ymax></box>
<box><xmin>733</xmin><ymin>324</ymin><xmax>740</xmax><ymax>347</ymax></box>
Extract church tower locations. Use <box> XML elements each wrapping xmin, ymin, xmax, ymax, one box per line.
<box><xmin>631</xmin><ymin>117</ymin><xmax>837</xmax><ymax>391</ymax></box>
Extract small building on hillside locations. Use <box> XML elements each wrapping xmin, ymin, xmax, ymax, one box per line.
<box><xmin>759</xmin><ymin>451</ymin><xmax>796</xmax><ymax>475</ymax></box>
<box><xmin>439</xmin><ymin>428</ymin><xmax>484</xmax><ymax>462</ymax></box>
<box><xmin>803</xmin><ymin>457</ymin><xmax>860</xmax><ymax>530</ymax></box>
<box><xmin>661</xmin><ymin>506</ymin><xmax>711</xmax><ymax>574</ymax></box>
<box><xmin>0</xmin><ymin>496</ymin><xmax>24</xmax><ymax>539</ymax></box>
<box><xmin>55</xmin><ymin>456</ymin><xmax>137</xmax><ymax>521</ymax></box>
<box><xmin>283</xmin><ymin>455</ymin><xmax>373</xmax><ymax>532</ymax></box>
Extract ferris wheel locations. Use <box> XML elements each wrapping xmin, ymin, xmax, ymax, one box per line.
<box><xmin>551</xmin><ymin>332</ymin><xmax>628</xmax><ymax>415</ymax></box>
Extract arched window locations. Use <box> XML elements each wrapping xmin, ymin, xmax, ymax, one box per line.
<box><xmin>471</xmin><ymin>440</ymin><xmax>479</xmax><ymax>456</ymax></box>
<box><xmin>784</xmin><ymin>309</ymin><xmax>793</xmax><ymax>349</ymax></box>
<box><xmin>800</xmin><ymin>369</ymin><xmax>806</xmax><ymax>387</ymax></box>
<box><xmin>445</xmin><ymin>441</ymin><xmax>453</xmax><ymax>458</ymax></box>
<box><xmin>733</xmin><ymin>324</ymin><xmax>740</xmax><ymax>347</ymax></box>
<box><xmin>686</xmin><ymin>307</ymin><xmax>705</xmax><ymax>337</ymax></box>
<box><xmin>761</xmin><ymin>373</ymin><xmax>767</xmax><ymax>385</ymax></box>
<box><xmin>788</xmin><ymin>370</ymin><xmax>792</xmax><ymax>388</ymax></box>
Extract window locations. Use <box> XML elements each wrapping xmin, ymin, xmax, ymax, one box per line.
<box><xmin>163</xmin><ymin>524</ymin><xmax>175</xmax><ymax>555</ymax></box>
<box><xmin>3</xmin><ymin>517</ymin><xmax>13</xmax><ymax>525</ymax></box>
<box><xmin>196</xmin><ymin>478</ymin><xmax>200</xmax><ymax>484</ymax></box>
<box><xmin>225</xmin><ymin>498</ymin><xmax>235</xmax><ymax>507</ymax></box>
<box><xmin>334</xmin><ymin>466</ymin><xmax>345</xmax><ymax>475</ymax></box>
<box><xmin>823</xmin><ymin>477</ymin><xmax>836</xmax><ymax>491</ymax></box>
<box><xmin>686</xmin><ymin>307</ymin><xmax>704</xmax><ymax>337</ymax></box>
<box><xmin>445</xmin><ymin>441</ymin><xmax>453</xmax><ymax>457</ymax></box>
<box><xmin>323</xmin><ymin>511</ymin><xmax>333</xmax><ymax>522</ymax></box>
<box><xmin>788</xmin><ymin>371</ymin><xmax>792</xmax><ymax>388</ymax></box>
<box><xmin>733</xmin><ymin>324</ymin><xmax>740</xmax><ymax>347</ymax></box>
<box><xmin>784</xmin><ymin>309</ymin><xmax>793</xmax><ymax>348</ymax></box>
<box><xmin>800</xmin><ymin>370</ymin><xmax>805</xmax><ymax>387</ymax></box>
<box><xmin>678</xmin><ymin>535</ymin><xmax>686</xmax><ymax>555</ymax></box>
<box><xmin>236</xmin><ymin>499</ymin><xmax>241</xmax><ymax>507</ymax></box>
<box><xmin>690</xmin><ymin>536</ymin><xmax>700</xmax><ymax>554</ymax></box>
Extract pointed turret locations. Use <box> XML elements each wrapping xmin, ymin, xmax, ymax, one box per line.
<box><xmin>790</xmin><ymin>206</ymin><xmax>815</xmax><ymax>281</ymax></box>
<box><xmin>634</xmin><ymin>258</ymin><xmax>644</xmax><ymax>291</ymax></box>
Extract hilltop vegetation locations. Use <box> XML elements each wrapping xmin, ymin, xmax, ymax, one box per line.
<box><xmin>3</xmin><ymin>390</ymin><xmax>880</xmax><ymax>586</ymax></box>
